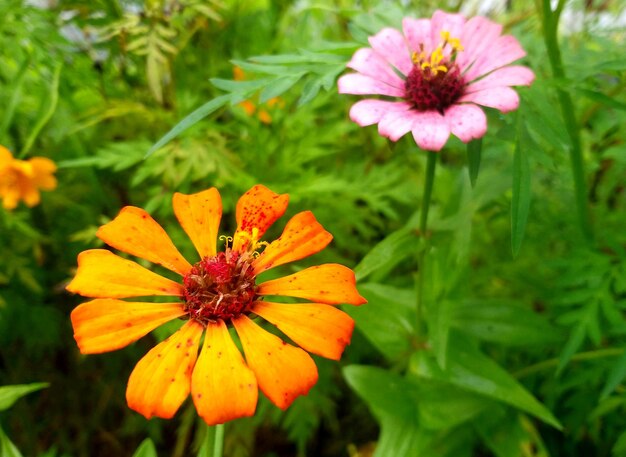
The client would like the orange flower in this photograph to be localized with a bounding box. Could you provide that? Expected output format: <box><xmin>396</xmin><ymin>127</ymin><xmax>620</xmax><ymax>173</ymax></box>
<box><xmin>0</xmin><ymin>146</ymin><xmax>57</xmax><ymax>210</ymax></box>
<box><xmin>67</xmin><ymin>185</ymin><xmax>366</xmax><ymax>425</ymax></box>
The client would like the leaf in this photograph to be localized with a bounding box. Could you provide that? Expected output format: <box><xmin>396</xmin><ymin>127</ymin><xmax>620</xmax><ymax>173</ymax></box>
<box><xmin>466</xmin><ymin>138</ymin><xmax>482</xmax><ymax>188</ymax></box>
<box><xmin>342</xmin><ymin>283</ymin><xmax>414</xmax><ymax>361</ymax></box>
<box><xmin>601</xmin><ymin>349</ymin><xmax>626</xmax><ymax>400</ymax></box>
<box><xmin>146</xmin><ymin>94</ymin><xmax>230</xmax><ymax>157</ymax></box>
<box><xmin>511</xmin><ymin>117</ymin><xmax>532</xmax><ymax>258</ymax></box>
<box><xmin>410</xmin><ymin>333</ymin><xmax>562</xmax><ymax>429</ymax></box>
<box><xmin>556</xmin><ymin>301</ymin><xmax>598</xmax><ymax>376</ymax></box>
<box><xmin>614</xmin><ymin>430</ymin><xmax>626</xmax><ymax>457</ymax></box>
<box><xmin>354</xmin><ymin>227</ymin><xmax>414</xmax><ymax>281</ymax></box>
<box><xmin>259</xmin><ymin>74</ymin><xmax>304</xmax><ymax>103</ymax></box>
<box><xmin>343</xmin><ymin>365</ymin><xmax>430</xmax><ymax>457</ymax></box>
<box><xmin>0</xmin><ymin>383</ymin><xmax>49</xmax><ymax>411</ymax></box>
<box><xmin>450</xmin><ymin>299</ymin><xmax>562</xmax><ymax>346</ymax></box>
<box><xmin>131</xmin><ymin>438</ymin><xmax>157</xmax><ymax>457</ymax></box>
<box><xmin>297</xmin><ymin>79</ymin><xmax>321</xmax><ymax>106</ymax></box>
<box><xmin>575</xmin><ymin>88</ymin><xmax>626</xmax><ymax>111</ymax></box>
<box><xmin>0</xmin><ymin>52</ymin><xmax>31</xmax><ymax>141</ymax></box>
<box><xmin>0</xmin><ymin>427</ymin><xmax>23</xmax><ymax>457</ymax></box>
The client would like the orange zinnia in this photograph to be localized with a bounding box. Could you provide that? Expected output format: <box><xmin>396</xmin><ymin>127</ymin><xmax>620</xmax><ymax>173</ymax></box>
<box><xmin>0</xmin><ymin>146</ymin><xmax>57</xmax><ymax>210</ymax></box>
<box><xmin>67</xmin><ymin>185</ymin><xmax>365</xmax><ymax>425</ymax></box>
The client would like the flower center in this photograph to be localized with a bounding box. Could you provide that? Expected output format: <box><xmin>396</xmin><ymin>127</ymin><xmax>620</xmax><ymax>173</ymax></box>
<box><xmin>182</xmin><ymin>250</ymin><xmax>257</xmax><ymax>325</ymax></box>
<box><xmin>404</xmin><ymin>31</ymin><xmax>466</xmax><ymax>113</ymax></box>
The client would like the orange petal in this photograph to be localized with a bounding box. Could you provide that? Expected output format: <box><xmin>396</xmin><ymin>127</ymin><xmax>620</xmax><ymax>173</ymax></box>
<box><xmin>97</xmin><ymin>207</ymin><xmax>192</xmax><ymax>276</ymax></box>
<box><xmin>29</xmin><ymin>157</ymin><xmax>57</xmax><ymax>190</ymax></box>
<box><xmin>126</xmin><ymin>320</ymin><xmax>203</xmax><ymax>419</ymax></box>
<box><xmin>66</xmin><ymin>249</ymin><xmax>184</xmax><ymax>298</ymax></box>
<box><xmin>232</xmin><ymin>315</ymin><xmax>318</xmax><ymax>410</ymax></box>
<box><xmin>173</xmin><ymin>188</ymin><xmax>222</xmax><ymax>259</ymax></box>
<box><xmin>252</xmin><ymin>211</ymin><xmax>332</xmax><ymax>274</ymax></box>
<box><xmin>191</xmin><ymin>320</ymin><xmax>258</xmax><ymax>425</ymax></box>
<box><xmin>252</xmin><ymin>302</ymin><xmax>354</xmax><ymax>360</ymax></box>
<box><xmin>71</xmin><ymin>299</ymin><xmax>186</xmax><ymax>354</ymax></box>
<box><xmin>0</xmin><ymin>145</ymin><xmax>12</xmax><ymax>165</ymax></box>
<box><xmin>257</xmin><ymin>264</ymin><xmax>367</xmax><ymax>305</ymax></box>
<box><xmin>232</xmin><ymin>185</ymin><xmax>289</xmax><ymax>251</ymax></box>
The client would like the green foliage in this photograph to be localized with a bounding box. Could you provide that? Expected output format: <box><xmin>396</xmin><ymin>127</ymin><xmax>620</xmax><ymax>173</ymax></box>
<box><xmin>0</xmin><ymin>0</ymin><xmax>625</xmax><ymax>456</ymax></box>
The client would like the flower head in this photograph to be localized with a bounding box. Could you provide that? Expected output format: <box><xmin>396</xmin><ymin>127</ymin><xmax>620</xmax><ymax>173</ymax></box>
<box><xmin>338</xmin><ymin>10</ymin><xmax>535</xmax><ymax>151</ymax></box>
<box><xmin>0</xmin><ymin>146</ymin><xmax>57</xmax><ymax>210</ymax></box>
<box><xmin>67</xmin><ymin>185</ymin><xmax>366</xmax><ymax>425</ymax></box>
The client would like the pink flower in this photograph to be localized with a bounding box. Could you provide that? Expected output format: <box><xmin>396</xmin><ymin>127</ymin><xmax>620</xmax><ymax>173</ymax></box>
<box><xmin>338</xmin><ymin>10</ymin><xmax>535</xmax><ymax>151</ymax></box>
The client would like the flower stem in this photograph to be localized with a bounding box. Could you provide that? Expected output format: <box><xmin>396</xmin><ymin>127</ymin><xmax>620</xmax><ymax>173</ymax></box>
<box><xmin>212</xmin><ymin>424</ymin><xmax>224</xmax><ymax>457</ymax></box>
<box><xmin>539</xmin><ymin>0</ymin><xmax>593</xmax><ymax>243</ymax></box>
<box><xmin>416</xmin><ymin>152</ymin><xmax>437</xmax><ymax>341</ymax></box>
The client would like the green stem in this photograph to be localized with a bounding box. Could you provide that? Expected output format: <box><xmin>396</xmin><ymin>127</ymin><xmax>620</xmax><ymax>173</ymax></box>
<box><xmin>212</xmin><ymin>424</ymin><xmax>224</xmax><ymax>457</ymax></box>
<box><xmin>514</xmin><ymin>347</ymin><xmax>623</xmax><ymax>379</ymax></box>
<box><xmin>19</xmin><ymin>62</ymin><xmax>62</xmax><ymax>158</ymax></box>
<box><xmin>415</xmin><ymin>152</ymin><xmax>437</xmax><ymax>341</ymax></box>
<box><xmin>540</xmin><ymin>0</ymin><xmax>593</xmax><ymax>242</ymax></box>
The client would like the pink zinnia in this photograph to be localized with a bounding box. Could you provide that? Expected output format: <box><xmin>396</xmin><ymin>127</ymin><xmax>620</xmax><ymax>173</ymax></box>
<box><xmin>338</xmin><ymin>10</ymin><xmax>535</xmax><ymax>151</ymax></box>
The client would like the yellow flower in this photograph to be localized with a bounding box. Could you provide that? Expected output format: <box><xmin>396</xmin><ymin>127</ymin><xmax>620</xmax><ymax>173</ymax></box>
<box><xmin>0</xmin><ymin>146</ymin><xmax>57</xmax><ymax>210</ymax></box>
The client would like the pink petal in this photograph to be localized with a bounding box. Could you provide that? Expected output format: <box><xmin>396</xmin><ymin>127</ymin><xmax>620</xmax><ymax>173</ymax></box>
<box><xmin>466</xmin><ymin>65</ymin><xmax>535</xmax><ymax>92</ymax></box>
<box><xmin>459</xmin><ymin>87</ymin><xmax>520</xmax><ymax>113</ymax></box>
<box><xmin>465</xmin><ymin>35</ymin><xmax>527</xmax><ymax>82</ymax></box>
<box><xmin>411</xmin><ymin>111</ymin><xmax>451</xmax><ymax>151</ymax></box>
<box><xmin>368</xmin><ymin>27</ymin><xmax>413</xmax><ymax>76</ymax></box>
<box><xmin>338</xmin><ymin>73</ymin><xmax>405</xmax><ymax>97</ymax></box>
<box><xmin>430</xmin><ymin>10</ymin><xmax>466</xmax><ymax>57</ymax></box>
<box><xmin>444</xmin><ymin>104</ymin><xmax>487</xmax><ymax>143</ymax></box>
<box><xmin>378</xmin><ymin>109</ymin><xmax>421</xmax><ymax>141</ymax></box>
<box><xmin>347</xmin><ymin>48</ymin><xmax>406</xmax><ymax>89</ymax></box>
<box><xmin>457</xmin><ymin>16</ymin><xmax>503</xmax><ymax>72</ymax></box>
<box><xmin>403</xmin><ymin>18</ymin><xmax>432</xmax><ymax>56</ymax></box>
<box><xmin>349</xmin><ymin>100</ymin><xmax>412</xmax><ymax>126</ymax></box>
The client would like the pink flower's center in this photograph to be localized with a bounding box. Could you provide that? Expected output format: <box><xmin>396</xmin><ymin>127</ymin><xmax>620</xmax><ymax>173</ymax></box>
<box><xmin>404</xmin><ymin>31</ymin><xmax>466</xmax><ymax>113</ymax></box>
<box><xmin>182</xmin><ymin>250</ymin><xmax>257</xmax><ymax>324</ymax></box>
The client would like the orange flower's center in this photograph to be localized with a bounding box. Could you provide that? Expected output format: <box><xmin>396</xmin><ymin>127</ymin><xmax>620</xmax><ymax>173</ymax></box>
<box><xmin>182</xmin><ymin>250</ymin><xmax>257</xmax><ymax>325</ymax></box>
<box><xmin>405</xmin><ymin>31</ymin><xmax>466</xmax><ymax>113</ymax></box>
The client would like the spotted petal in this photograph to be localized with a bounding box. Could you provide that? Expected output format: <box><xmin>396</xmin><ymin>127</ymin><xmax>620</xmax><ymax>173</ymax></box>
<box><xmin>233</xmin><ymin>315</ymin><xmax>318</xmax><ymax>409</ymax></box>
<box><xmin>126</xmin><ymin>320</ymin><xmax>202</xmax><ymax>419</ymax></box>
<box><xmin>71</xmin><ymin>299</ymin><xmax>186</xmax><ymax>354</ymax></box>
<box><xmin>257</xmin><ymin>264</ymin><xmax>366</xmax><ymax>305</ymax></box>
<box><xmin>252</xmin><ymin>302</ymin><xmax>354</xmax><ymax>360</ymax></box>
<box><xmin>66</xmin><ymin>249</ymin><xmax>184</xmax><ymax>298</ymax></box>
<box><xmin>97</xmin><ymin>206</ymin><xmax>192</xmax><ymax>276</ymax></box>
<box><xmin>191</xmin><ymin>320</ymin><xmax>258</xmax><ymax>425</ymax></box>
<box><xmin>173</xmin><ymin>188</ymin><xmax>222</xmax><ymax>260</ymax></box>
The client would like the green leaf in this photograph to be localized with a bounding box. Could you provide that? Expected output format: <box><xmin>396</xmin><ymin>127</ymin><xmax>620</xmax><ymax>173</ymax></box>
<box><xmin>146</xmin><ymin>94</ymin><xmax>230</xmax><ymax>157</ymax></box>
<box><xmin>613</xmin><ymin>430</ymin><xmax>626</xmax><ymax>457</ymax></box>
<box><xmin>0</xmin><ymin>427</ymin><xmax>23</xmax><ymax>457</ymax></box>
<box><xmin>450</xmin><ymin>299</ymin><xmax>562</xmax><ymax>346</ymax></box>
<box><xmin>343</xmin><ymin>365</ymin><xmax>430</xmax><ymax>457</ymax></box>
<box><xmin>0</xmin><ymin>383</ymin><xmax>49</xmax><ymax>411</ymax></box>
<box><xmin>258</xmin><ymin>74</ymin><xmax>304</xmax><ymax>103</ymax></box>
<box><xmin>601</xmin><ymin>348</ymin><xmax>626</xmax><ymax>400</ymax></box>
<box><xmin>297</xmin><ymin>79</ymin><xmax>321</xmax><ymax>106</ymax></box>
<box><xmin>466</xmin><ymin>138</ymin><xmax>482</xmax><ymax>188</ymax></box>
<box><xmin>354</xmin><ymin>227</ymin><xmax>414</xmax><ymax>281</ymax></box>
<box><xmin>575</xmin><ymin>88</ymin><xmax>626</xmax><ymax>111</ymax></box>
<box><xmin>0</xmin><ymin>52</ymin><xmax>31</xmax><ymax>141</ymax></box>
<box><xmin>131</xmin><ymin>438</ymin><xmax>157</xmax><ymax>457</ymax></box>
<box><xmin>410</xmin><ymin>333</ymin><xmax>562</xmax><ymax>429</ymax></box>
<box><xmin>416</xmin><ymin>382</ymin><xmax>488</xmax><ymax>430</ymax></box>
<box><xmin>342</xmin><ymin>283</ymin><xmax>414</xmax><ymax>361</ymax></box>
<box><xmin>511</xmin><ymin>117</ymin><xmax>532</xmax><ymax>258</ymax></box>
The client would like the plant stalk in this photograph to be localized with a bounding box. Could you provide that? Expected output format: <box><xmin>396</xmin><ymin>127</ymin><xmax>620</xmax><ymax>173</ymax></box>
<box><xmin>540</xmin><ymin>0</ymin><xmax>593</xmax><ymax>242</ymax></box>
<box><xmin>415</xmin><ymin>151</ymin><xmax>437</xmax><ymax>341</ymax></box>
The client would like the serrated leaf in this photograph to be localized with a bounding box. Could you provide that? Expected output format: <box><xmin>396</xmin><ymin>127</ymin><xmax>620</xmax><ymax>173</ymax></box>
<box><xmin>557</xmin><ymin>301</ymin><xmax>597</xmax><ymax>375</ymax></box>
<box><xmin>0</xmin><ymin>383</ymin><xmax>49</xmax><ymax>411</ymax></box>
<box><xmin>146</xmin><ymin>94</ymin><xmax>230</xmax><ymax>157</ymax></box>
<box><xmin>601</xmin><ymin>349</ymin><xmax>626</xmax><ymax>400</ymax></box>
<box><xmin>466</xmin><ymin>138</ymin><xmax>482</xmax><ymax>188</ymax></box>
<box><xmin>410</xmin><ymin>333</ymin><xmax>562</xmax><ymax>429</ymax></box>
<box><xmin>298</xmin><ymin>79</ymin><xmax>321</xmax><ymax>106</ymax></box>
<box><xmin>511</xmin><ymin>118</ymin><xmax>532</xmax><ymax>257</ymax></box>
<box><xmin>131</xmin><ymin>438</ymin><xmax>157</xmax><ymax>457</ymax></box>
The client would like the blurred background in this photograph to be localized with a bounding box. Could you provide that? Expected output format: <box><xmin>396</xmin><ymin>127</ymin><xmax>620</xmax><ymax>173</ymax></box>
<box><xmin>0</xmin><ymin>0</ymin><xmax>625</xmax><ymax>456</ymax></box>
